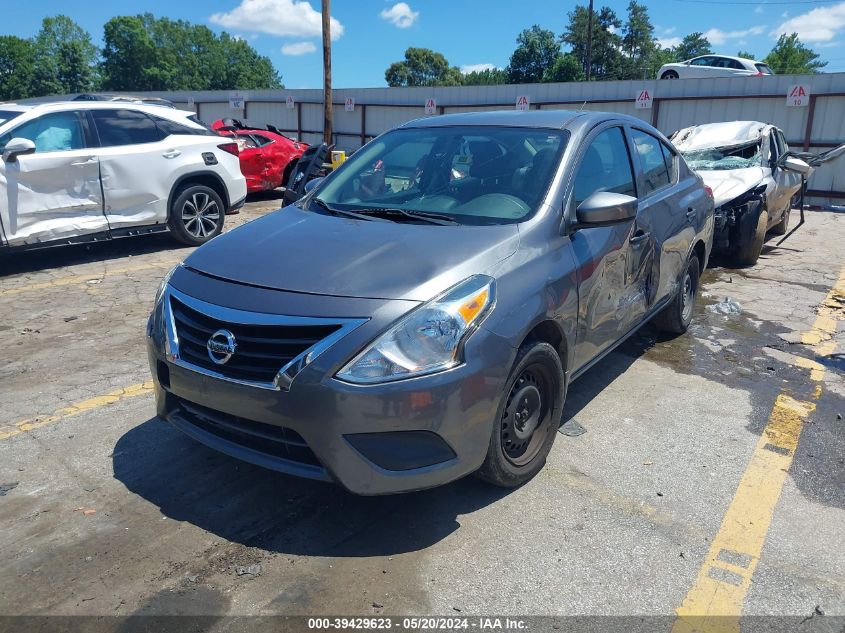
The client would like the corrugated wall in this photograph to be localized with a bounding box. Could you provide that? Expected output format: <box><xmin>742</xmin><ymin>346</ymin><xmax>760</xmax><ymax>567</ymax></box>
<box><xmin>142</xmin><ymin>73</ymin><xmax>845</xmax><ymax>205</ymax></box>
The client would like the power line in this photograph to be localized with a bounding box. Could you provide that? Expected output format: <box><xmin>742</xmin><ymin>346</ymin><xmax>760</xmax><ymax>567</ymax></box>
<box><xmin>672</xmin><ymin>0</ymin><xmax>840</xmax><ymax>4</ymax></box>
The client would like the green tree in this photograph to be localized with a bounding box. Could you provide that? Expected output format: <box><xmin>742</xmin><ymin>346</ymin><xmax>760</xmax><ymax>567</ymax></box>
<box><xmin>507</xmin><ymin>25</ymin><xmax>561</xmax><ymax>83</ymax></box>
<box><xmin>764</xmin><ymin>33</ymin><xmax>826</xmax><ymax>74</ymax></box>
<box><xmin>561</xmin><ymin>5</ymin><xmax>623</xmax><ymax>80</ymax></box>
<box><xmin>545</xmin><ymin>53</ymin><xmax>585</xmax><ymax>82</ymax></box>
<box><xmin>101</xmin><ymin>13</ymin><xmax>281</xmax><ymax>91</ymax></box>
<box><xmin>461</xmin><ymin>67</ymin><xmax>508</xmax><ymax>86</ymax></box>
<box><xmin>31</xmin><ymin>15</ymin><xmax>98</xmax><ymax>95</ymax></box>
<box><xmin>385</xmin><ymin>47</ymin><xmax>462</xmax><ymax>87</ymax></box>
<box><xmin>672</xmin><ymin>32</ymin><xmax>712</xmax><ymax>61</ymax></box>
<box><xmin>619</xmin><ymin>0</ymin><xmax>663</xmax><ymax>79</ymax></box>
<box><xmin>0</xmin><ymin>36</ymin><xmax>34</xmax><ymax>100</ymax></box>
<box><xmin>736</xmin><ymin>50</ymin><xmax>756</xmax><ymax>60</ymax></box>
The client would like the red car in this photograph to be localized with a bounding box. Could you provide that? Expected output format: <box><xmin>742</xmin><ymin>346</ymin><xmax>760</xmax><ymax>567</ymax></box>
<box><xmin>212</xmin><ymin>119</ymin><xmax>307</xmax><ymax>193</ymax></box>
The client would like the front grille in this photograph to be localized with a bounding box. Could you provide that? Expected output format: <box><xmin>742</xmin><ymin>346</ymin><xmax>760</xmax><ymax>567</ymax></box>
<box><xmin>170</xmin><ymin>297</ymin><xmax>341</xmax><ymax>384</ymax></box>
<box><xmin>175</xmin><ymin>396</ymin><xmax>323</xmax><ymax>469</ymax></box>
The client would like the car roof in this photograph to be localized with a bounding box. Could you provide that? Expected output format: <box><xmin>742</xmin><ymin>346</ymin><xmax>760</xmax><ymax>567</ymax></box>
<box><xmin>398</xmin><ymin>109</ymin><xmax>644</xmax><ymax>131</ymax></box>
<box><xmin>690</xmin><ymin>54</ymin><xmax>759</xmax><ymax>63</ymax></box>
<box><xmin>672</xmin><ymin>121</ymin><xmax>775</xmax><ymax>150</ymax></box>
<box><xmin>0</xmin><ymin>100</ymin><xmax>193</xmax><ymax>120</ymax></box>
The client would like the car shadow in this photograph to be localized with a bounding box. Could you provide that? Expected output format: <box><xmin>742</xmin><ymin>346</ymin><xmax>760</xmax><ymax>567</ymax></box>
<box><xmin>0</xmin><ymin>233</ymin><xmax>190</xmax><ymax>278</ymax></box>
<box><xmin>246</xmin><ymin>189</ymin><xmax>286</xmax><ymax>203</ymax></box>
<box><xmin>113</xmin><ymin>330</ymin><xmax>660</xmax><ymax>559</ymax></box>
<box><xmin>112</xmin><ymin>416</ymin><xmax>512</xmax><ymax>558</ymax></box>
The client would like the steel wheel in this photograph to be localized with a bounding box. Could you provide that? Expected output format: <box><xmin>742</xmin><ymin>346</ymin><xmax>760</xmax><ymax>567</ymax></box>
<box><xmin>681</xmin><ymin>267</ymin><xmax>696</xmax><ymax>324</ymax></box>
<box><xmin>181</xmin><ymin>192</ymin><xmax>220</xmax><ymax>239</ymax></box>
<box><xmin>501</xmin><ymin>364</ymin><xmax>554</xmax><ymax>467</ymax></box>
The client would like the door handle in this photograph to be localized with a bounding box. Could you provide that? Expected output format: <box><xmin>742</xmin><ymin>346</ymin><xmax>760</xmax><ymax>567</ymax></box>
<box><xmin>629</xmin><ymin>230</ymin><xmax>650</xmax><ymax>245</ymax></box>
<box><xmin>162</xmin><ymin>149</ymin><xmax>182</xmax><ymax>159</ymax></box>
<box><xmin>71</xmin><ymin>157</ymin><xmax>97</xmax><ymax>166</ymax></box>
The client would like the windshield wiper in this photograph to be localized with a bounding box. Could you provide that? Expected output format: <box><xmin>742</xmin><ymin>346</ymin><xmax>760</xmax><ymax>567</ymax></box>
<box><xmin>308</xmin><ymin>197</ymin><xmax>390</xmax><ymax>222</ymax></box>
<box><xmin>352</xmin><ymin>207</ymin><xmax>458</xmax><ymax>226</ymax></box>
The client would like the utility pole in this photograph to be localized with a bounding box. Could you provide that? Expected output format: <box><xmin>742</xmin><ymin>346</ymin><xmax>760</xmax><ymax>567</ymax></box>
<box><xmin>585</xmin><ymin>0</ymin><xmax>594</xmax><ymax>81</ymax></box>
<box><xmin>322</xmin><ymin>0</ymin><xmax>333</xmax><ymax>145</ymax></box>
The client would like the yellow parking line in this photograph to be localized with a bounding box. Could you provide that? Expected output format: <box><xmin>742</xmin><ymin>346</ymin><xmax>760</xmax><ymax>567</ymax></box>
<box><xmin>672</xmin><ymin>264</ymin><xmax>845</xmax><ymax>633</ymax></box>
<box><xmin>0</xmin><ymin>381</ymin><xmax>154</xmax><ymax>441</ymax></box>
<box><xmin>0</xmin><ymin>261</ymin><xmax>176</xmax><ymax>298</ymax></box>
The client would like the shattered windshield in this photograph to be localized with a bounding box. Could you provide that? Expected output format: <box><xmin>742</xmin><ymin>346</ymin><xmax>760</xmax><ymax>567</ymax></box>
<box><xmin>681</xmin><ymin>141</ymin><xmax>761</xmax><ymax>171</ymax></box>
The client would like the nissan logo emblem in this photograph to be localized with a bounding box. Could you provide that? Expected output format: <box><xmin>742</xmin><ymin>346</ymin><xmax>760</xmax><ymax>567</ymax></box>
<box><xmin>207</xmin><ymin>329</ymin><xmax>237</xmax><ymax>365</ymax></box>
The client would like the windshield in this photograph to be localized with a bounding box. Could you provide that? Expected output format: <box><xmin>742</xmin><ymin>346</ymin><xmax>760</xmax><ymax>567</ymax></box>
<box><xmin>0</xmin><ymin>110</ymin><xmax>24</xmax><ymax>126</ymax></box>
<box><xmin>311</xmin><ymin>126</ymin><xmax>568</xmax><ymax>225</ymax></box>
<box><xmin>681</xmin><ymin>141</ymin><xmax>761</xmax><ymax>171</ymax></box>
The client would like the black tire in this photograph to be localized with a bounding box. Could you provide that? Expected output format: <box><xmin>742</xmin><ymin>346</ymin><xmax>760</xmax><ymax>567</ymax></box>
<box><xmin>475</xmin><ymin>341</ymin><xmax>565</xmax><ymax>488</ymax></box>
<box><xmin>735</xmin><ymin>209</ymin><xmax>768</xmax><ymax>266</ymax></box>
<box><xmin>661</xmin><ymin>70</ymin><xmax>679</xmax><ymax>79</ymax></box>
<box><xmin>168</xmin><ymin>184</ymin><xmax>225</xmax><ymax>246</ymax></box>
<box><xmin>652</xmin><ymin>255</ymin><xmax>700</xmax><ymax>335</ymax></box>
<box><xmin>771</xmin><ymin>206</ymin><xmax>790</xmax><ymax>236</ymax></box>
<box><xmin>281</xmin><ymin>161</ymin><xmax>296</xmax><ymax>190</ymax></box>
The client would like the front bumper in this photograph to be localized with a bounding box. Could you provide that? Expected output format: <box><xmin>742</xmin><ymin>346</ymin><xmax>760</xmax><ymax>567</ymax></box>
<box><xmin>146</xmin><ymin>274</ymin><xmax>514</xmax><ymax>495</ymax></box>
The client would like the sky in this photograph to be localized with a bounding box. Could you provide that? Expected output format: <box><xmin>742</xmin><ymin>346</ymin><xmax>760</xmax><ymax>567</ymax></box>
<box><xmin>6</xmin><ymin>0</ymin><xmax>845</xmax><ymax>88</ymax></box>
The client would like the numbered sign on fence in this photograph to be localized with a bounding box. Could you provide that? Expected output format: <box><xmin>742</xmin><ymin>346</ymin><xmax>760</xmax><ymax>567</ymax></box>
<box><xmin>286</xmin><ymin>95</ymin><xmax>295</xmax><ymax>109</ymax></box>
<box><xmin>425</xmin><ymin>98</ymin><xmax>437</xmax><ymax>115</ymax></box>
<box><xmin>635</xmin><ymin>89</ymin><xmax>652</xmax><ymax>109</ymax></box>
<box><xmin>516</xmin><ymin>95</ymin><xmax>530</xmax><ymax>111</ymax></box>
<box><xmin>787</xmin><ymin>85</ymin><xmax>810</xmax><ymax>107</ymax></box>
<box><xmin>345</xmin><ymin>97</ymin><xmax>355</xmax><ymax>112</ymax></box>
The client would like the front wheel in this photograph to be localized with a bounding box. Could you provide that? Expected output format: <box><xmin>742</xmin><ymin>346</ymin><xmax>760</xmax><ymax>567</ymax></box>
<box><xmin>652</xmin><ymin>255</ymin><xmax>700</xmax><ymax>335</ymax></box>
<box><xmin>168</xmin><ymin>184</ymin><xmax>225</xmax><ymax>246</ymax></box>
<box><xmin>475</xmin><ymin>341</ymin><xmax>564</xmax><ymax>488</ymax></box>
<box><xmin>735</xmin><ymin>209</ymin><xmax>768</xmax><ymax>266</ymax></box>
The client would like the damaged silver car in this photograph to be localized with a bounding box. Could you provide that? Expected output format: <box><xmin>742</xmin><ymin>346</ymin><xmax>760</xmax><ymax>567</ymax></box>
<box><xmin>671</xmin><ymin>121</ymin><xmax>844</xmax><ymax>265</ymax></box>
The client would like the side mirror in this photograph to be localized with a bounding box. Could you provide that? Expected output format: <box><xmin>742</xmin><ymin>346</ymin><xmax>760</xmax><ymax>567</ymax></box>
<box><xmin>304</xmin><ymin>177</ymin><xmax>324</xmax><ymax>194</ymax></box>
<box><xmin>576</xmin><ymin>192</ymin><xmax>638</xmax><ymax>226</ymax></box>
<box><xmin>782</xmin><ymin>156</ymin><xmax>812</xmax><ymax>176</ymax></box>
<box><xmin>2</xmin><ymin>138</ymin><xmax>36</xmax><ymax>163</ymax></box>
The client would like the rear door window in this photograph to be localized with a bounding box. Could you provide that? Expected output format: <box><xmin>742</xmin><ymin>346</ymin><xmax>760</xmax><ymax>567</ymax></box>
<box><xmin>572</xmin><ymin>127</ymin><xmax>636</xmax><ymax>207</ymax></box>
<box><xmin>0</xmin><ymin>111</ymin><xmax>86</xmax><ymax>153</ymax></box>
<box><xmin>92</xmin><ymin>109</ymin><xmax>166</xmax><ymax>147</ymax></box>
<box><xmin>631</xmin><ymin>129</ymin><xmax>671</xmax><ymax>194</ymax></box>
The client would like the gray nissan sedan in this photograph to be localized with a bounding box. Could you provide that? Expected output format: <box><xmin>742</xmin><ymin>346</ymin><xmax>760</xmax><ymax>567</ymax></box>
<box><xmin>147</xmin><ymin>110</ymin><xmax>714</xmax><ymax>495</ymax></box>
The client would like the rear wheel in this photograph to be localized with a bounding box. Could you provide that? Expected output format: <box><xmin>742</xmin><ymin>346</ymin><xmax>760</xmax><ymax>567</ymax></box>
<box><xmin>168</xmin><ymin>184</ymin><xmax>225</xmax><ymax>246</ymax></box>
<box><xmin>475</xmin><ymin>341</ymin><xmax>564</xmax><ymax>488</ymax></box>
<box><xmin>735</xmin><ymin>209</ymin><xmax>768</xmax><ymax>266</ymax></box>
<box><xmin>652</xmin><ymin>255</ymin><xmax>700</xmax><ymax>335</ymax></box>
<box><xmin>661</xmin><ymin>70</ymin><xmax>679</xmax><ymax>79</ymax></box>
<box><xmin>771</xmin><ymin>206</ymin><xmax>790</xmax><ymax>235</ymax></box>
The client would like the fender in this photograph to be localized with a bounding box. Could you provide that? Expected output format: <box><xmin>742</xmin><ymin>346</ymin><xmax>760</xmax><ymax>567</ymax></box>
<box><xmin>166</xmin><ymin>170</ymin><xmax>230</xmax><ymax>216</ymax></box>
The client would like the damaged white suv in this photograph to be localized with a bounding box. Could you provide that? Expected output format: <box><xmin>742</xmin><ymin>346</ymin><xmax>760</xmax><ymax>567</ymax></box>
<box><xmin>0</xmin><ymin>101</ymin><xmax>246</xmax><ymax>251</ymax></box>
<box><xmin>671</xmin><ymin>121</ymin><xmax>843</xmax><ymax>265</ymax></box>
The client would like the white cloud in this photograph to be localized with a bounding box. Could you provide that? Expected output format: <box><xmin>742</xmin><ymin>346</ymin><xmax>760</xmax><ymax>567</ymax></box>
<box><xmin>663</xmin><ymin>26</ymin><xmax>677</xmax><ymax>35</ymax></box>
<box><xmin>210</xmin><ymin>0</ymin><xmax>344</xmax><ymax>40</ymax></box>
<box><xmin>703</xmin><ymin>26</ymin><xmax>764</xmax><ymax>45</ymax></box>
<box><xmin>773</xmin><ymin>2</ymin><xmax>845</xmax><ymax>42</ymax></box>
<box><xmin>281</xmin><ymin>41</ymin><xmax>317</xmax><ymax>55</ymax></box>
<box><xmin>461</xmin><ymin>63</ymin><xmax>497</xmax><ymax>74</ymax></box>
<box><xmin>379</xmin><ymin>3</ymin><xmax>419</xmax><ymax>28</ymax></box>
<box><xmin>754</xmin><ymin>5</ymin><xmax>764</xmax><ymax>14</ymax></box>
<box><xmin>657</xmin><ymin>36</ymin><xmax>682</xmax><ymax>48</ymax></box>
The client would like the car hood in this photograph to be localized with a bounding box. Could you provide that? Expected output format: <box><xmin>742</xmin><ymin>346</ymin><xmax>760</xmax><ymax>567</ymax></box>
<box><xmin>183</xmin><ymin>206</ymin><xmax>520</xmax><ymax>302</ymax></box>
<box><xmin>698</xmin><ymin>168</ymin><xmax>767</xmax><ymax>207</ymax></box>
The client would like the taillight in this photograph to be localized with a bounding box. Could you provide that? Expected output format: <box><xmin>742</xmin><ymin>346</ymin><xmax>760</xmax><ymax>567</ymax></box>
<box><xmin>704</xmin><ymin>185</ymin><xmax>714</xmax><ymax>199</ymax></box>
<box><xmin>754</xmin><ymin>72</ymin><xmax>764</xmax><ymax>77</ymax></box>
<box><xmin>217</xmin><ymin>142</ymin><xmax>239</xmax><ymax>156</ymax></box>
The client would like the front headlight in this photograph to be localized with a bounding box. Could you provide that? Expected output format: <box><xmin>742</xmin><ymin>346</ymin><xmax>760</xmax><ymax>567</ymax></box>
<box><xmin>337</xmin><ymin>275</ymin><xmax>496</xmax><ymax>384</ymax></box>
<box><xmin>153</xmin><ymin>264</ymin><xmax>180</xmax><ymax>309</ymax></box>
